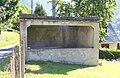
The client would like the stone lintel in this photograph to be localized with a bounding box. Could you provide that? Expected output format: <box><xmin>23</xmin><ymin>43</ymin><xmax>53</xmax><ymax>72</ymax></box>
<box><xmin>20</xmin><ymin>14</ymin><xmax>99</xmax><ymax>22</ymax></box>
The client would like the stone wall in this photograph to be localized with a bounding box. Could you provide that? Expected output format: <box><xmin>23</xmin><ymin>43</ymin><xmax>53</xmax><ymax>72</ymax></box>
<box><xmin>26</xmin><ymin>48</ymin><xmax>98</xmax><ymax>65</ymax></box>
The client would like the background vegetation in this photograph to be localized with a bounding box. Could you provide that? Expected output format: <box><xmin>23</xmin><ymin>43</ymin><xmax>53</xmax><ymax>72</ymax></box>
<box><xmin>34</xmin><ymin>2</ymin><xmax>47</xmax><ymax>16</ymax></box>
<box><xmin>0</xmin><ymin>31</ymin><xmax>19</xmax><ymax>47</ymax></box>
<box><xmin>0</xmin><ymin>0</ymin><xmax>30</xmax><ymax>32</ymax></box>
<box><xmin>99</xmin><ymin>49</ymin><xmax>120</xmax><ymax>60</ymax></box>
<box><xmin>48</xmin><ymin>0</ymin><xmax>116</xmax><ymax>40</ymax></box>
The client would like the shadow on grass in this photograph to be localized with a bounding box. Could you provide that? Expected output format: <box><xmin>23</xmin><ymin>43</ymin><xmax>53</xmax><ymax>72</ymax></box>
<box><xmin>0</xmin><ymin>56</ymin><xmax>10</xmax><ymax>71</ymax></box>
<box><xmin>26</xmin><ymin>61</ymin><xmax>95</xmax><ymax>75</ymax></box>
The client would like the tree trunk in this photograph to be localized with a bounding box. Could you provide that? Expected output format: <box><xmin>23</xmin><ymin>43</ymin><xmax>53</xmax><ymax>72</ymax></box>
<box><xmin>52</xmin><ymin>0</ymin><xmax>56</xmax><ymax>17</ymax></box>
<box><xmin>31</xmin><ymin>0</ymin><xmax>33</xmax><ymax>14</ymax></box>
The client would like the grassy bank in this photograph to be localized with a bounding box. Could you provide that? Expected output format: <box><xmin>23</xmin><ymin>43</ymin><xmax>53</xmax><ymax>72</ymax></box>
<box><xmin>0</xmin><ymin>31</ymin><xmax>19</xmax><ymax>47</ymax></box>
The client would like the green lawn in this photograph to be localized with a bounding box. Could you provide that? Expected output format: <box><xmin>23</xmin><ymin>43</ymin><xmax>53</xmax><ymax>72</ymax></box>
<box><xmin>25</xmin><ymin>60</ymin><xmax>120</xmax><ymax>78</ymax></box>
<box><xmin>0</xmin><ymin>31</ymin><xmax>19</xmax><ymax>47</ymax></box>
<box><xmin>1</xmin><ymin>58</ymin><xmax>120</xmax><ymax>78</ymax></box>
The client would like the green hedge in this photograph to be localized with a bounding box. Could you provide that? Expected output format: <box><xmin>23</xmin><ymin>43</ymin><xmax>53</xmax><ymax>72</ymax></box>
<box><xmin>99</xmin><ymin>49</ymin><xmax>120</xmax><ymax>59</ymax></box>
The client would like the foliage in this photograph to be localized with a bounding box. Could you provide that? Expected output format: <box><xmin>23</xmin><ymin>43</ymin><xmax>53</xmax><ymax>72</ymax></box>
<box><xmin>99</xmin><ymin>49</ymin><xmax>120</xmax><ymax>59</ymax></box>
<box><xmin>57</xmin><ymin>1</ymin><xmax>73</xmax><ymax>17</ymax></box>
<box><xmin>0</xmin><ymin>0</ymin><xmax>30</xmax><ymax>31</ymax></box>
<box><xmin>0</xmin><ymin>0</ymin><xmax>20</xmax><ymax>23</ymax></box>
<box><xmin>19</xmin><ymin>4</ymin><xmax>31</xmax><ymax>14</ymax></box>
<box><xmin>11</xmin><ymin>4</ymin><xmax>31</xmax><ymax>31</ymax></box>
<box><xmin>0</xmin><ymin>31</ymin><xmax>19</xmax><ymax>47</ymax></box>
<box><xmin>55</xmin><ymin>0</ymin><xmax>116</xmax><ymax>39</ymax></box>
<box><xmin>0</xmin><ymin>0</ymin><xmax>20</xmax><ymax>32</ymax></box>
<box><xmin>34</xmin><ymin>3</ymin><xmax>47</xmax><ymax>16</ymax></box>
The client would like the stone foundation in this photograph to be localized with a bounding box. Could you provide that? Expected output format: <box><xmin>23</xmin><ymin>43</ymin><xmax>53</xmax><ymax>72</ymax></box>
<box><xmin>26</xmin><ymin>48</ymin><xmax>98</xmax><ymax>65</ymax></box>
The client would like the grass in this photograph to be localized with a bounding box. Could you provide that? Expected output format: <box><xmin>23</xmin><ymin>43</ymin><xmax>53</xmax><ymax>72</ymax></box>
<box><xmin>0</xmin><ymin>56</ymin><xmax>11</xmax><ymax>78</ymax></box>
<box><xmin>0</xmin><ymin>58</ymin><xmax>120</xmax><ymax>78</ymax></box>
<box><xmin>0</xmin><ymin>31</ymin><xmax>19</xmax><ymax>47</ymax></box>
<box><xmin>25</xmin><ymin>60</ymin><xmax>120</xmax><ymax>78</ymax></box>
<box><xmin>26</xmin><ymin>60</ymin><xmax>120</xmax><ymax>78</ymax></box>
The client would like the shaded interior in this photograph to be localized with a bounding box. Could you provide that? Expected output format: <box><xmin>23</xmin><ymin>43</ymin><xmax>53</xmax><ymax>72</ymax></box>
<box><xmin>27</xmin><ymin>26</ymin><xmax>94</xmax><ymax>49</ymax></box>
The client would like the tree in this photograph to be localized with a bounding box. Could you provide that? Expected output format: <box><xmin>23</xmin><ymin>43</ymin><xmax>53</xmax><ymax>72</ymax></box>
<box><xmin>56</xmin><ymin>1</ymin><xmax>73</xmax><ymax>17</ymax></box>
<box><xmin>19</xmin><ymin>4</ymin><xmax>31</xmax><ymax>14</ymax></box>
<box><xmin>0</xmin><ymin>2</ymin><xmax>30</xmax><ymax>31</ymax></box>
<box><xmin>0</xmin><ymin>0</ymin><xmax>20</xmax><ymax>34</ymax></box>
<box><xmin>55</xmin><ymin>0</ymin><xmax>116</xmax><ymax>40</ymax></box>
<box><xmin>34</xmin><ymin>3</ymin><xmax>47</xmax><ymax>16</ymax></box>
<box><xmin>0</xmin><ymin>0</ymin><xmax>20</xmax><ymax>23</ymax></box>
<box><xmin>12</xmin><ymin>4</ymin><xmax>31</xmax><ymax>31</ymax></box>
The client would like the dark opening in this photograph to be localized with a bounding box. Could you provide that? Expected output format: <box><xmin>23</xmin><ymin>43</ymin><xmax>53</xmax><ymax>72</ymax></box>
<box><xmin>101</xmin><ymin>44</ymin><xmax>109</xmax><ymax>48</ymax></box>
<box><xmin>117</xmin><ymin>43</ymin><xmax>120</xmax><ymax>49</ymax></box>
<box><xmin>27</xmin><ymin>26</ymin><xmax>94</xmax><ymax>49</ymax></box>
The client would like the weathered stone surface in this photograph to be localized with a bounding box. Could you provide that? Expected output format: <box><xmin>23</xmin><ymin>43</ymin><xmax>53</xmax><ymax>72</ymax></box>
<box><xmin>26</xmin><ymin>48</ymin><xmax>98</xmax><ymax>65</ymax></box>
<box><xmin>27</xmin><ymin>26</ymin><xmax>94</xmax><ymax>49</ymax></box>
<box><xmin>20</xmin><ymin>14</ymin><xmax>99</xmax><ymax>22</ymax></box>
<box><xmin>20</xmin><ymin>14</ymin><xmax>99</xmax><ymax>65</ymax></box>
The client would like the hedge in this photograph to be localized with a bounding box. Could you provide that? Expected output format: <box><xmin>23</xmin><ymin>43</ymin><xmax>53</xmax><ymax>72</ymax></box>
<box><xmin>99</xmin><ymin>49</ymin><xmax>120</xmax><ymax>60</ymax></box>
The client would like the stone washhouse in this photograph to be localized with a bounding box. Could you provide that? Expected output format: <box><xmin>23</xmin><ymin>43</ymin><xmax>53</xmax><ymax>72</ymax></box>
<box><xmin>20</xmin><ymin>14</ymin><xmax>99</xmax><ymax>65</ymax></box>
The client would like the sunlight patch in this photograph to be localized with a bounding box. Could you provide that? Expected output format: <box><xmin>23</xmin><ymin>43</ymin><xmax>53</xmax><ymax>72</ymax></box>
<box><xmin>27</xmin><ymin>65</ymin><xmax>41</xmax><ymax>71</ymax></box>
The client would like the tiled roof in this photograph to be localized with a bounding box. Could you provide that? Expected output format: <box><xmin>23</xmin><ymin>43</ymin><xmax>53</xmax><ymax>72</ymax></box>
<box><xmin>100</xmin><ymin>23</ymin><xmax>120</xmax><ymax>43</ymax></box>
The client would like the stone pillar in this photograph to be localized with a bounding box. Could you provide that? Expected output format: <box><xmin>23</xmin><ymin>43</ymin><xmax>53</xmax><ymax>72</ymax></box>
<box><xmin>20</xmin><ymin>20</ymin><xmax>28</xmax><ymax>49</ymax></box>
<box><xmin>20</xmin><ymin>20</ymin><xmax>30</xmax><ymax>78</ymax></box>
<box><xmin>93</xmin><ymin>23</ymin><xmax>99</xmax><ymax>65</ymax></box>
<box><xmin>20</xmin><ymin>20</ymin><xmax>31</xmax><ymax>61</ymax></box>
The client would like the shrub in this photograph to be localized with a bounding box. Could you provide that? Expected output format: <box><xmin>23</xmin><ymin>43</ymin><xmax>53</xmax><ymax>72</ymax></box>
<box><xmin>99</xmin><ymin>49</ymin><xmax>120</xmax><ymax>60</ymax></box>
